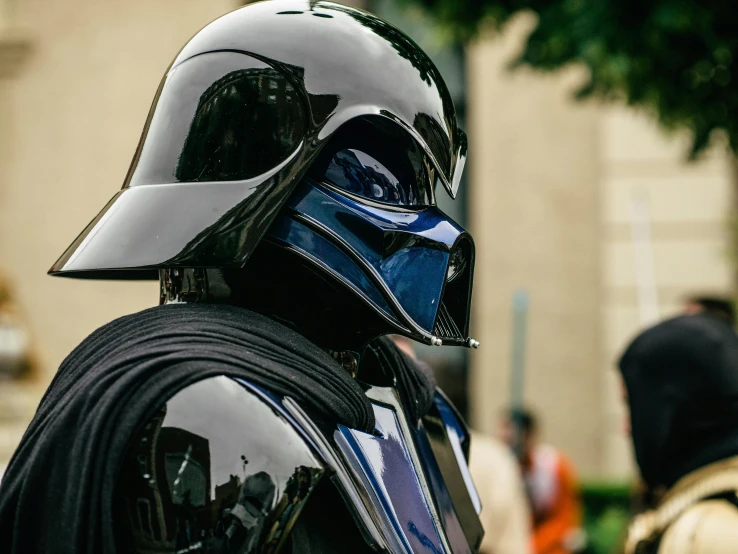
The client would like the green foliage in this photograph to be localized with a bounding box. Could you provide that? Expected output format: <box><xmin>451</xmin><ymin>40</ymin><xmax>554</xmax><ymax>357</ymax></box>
<box><xmin>401</xmin><ymin>0</ymin><xmax>738</xmax><ymax>158</ymax></box>
<box><xmin>585</xmin><ymin>506</ymin><xmax>629</xmax><ymax>554</ymax></box>
<box><xmin>580</xmin><ymin>481</ymin><xmax>632</xmax><ymax>554</ymax></box>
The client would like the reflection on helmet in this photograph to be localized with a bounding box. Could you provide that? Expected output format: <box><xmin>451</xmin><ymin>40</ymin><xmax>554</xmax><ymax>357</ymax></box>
<box><xmin>131</xmin><ymin>53</ymin><xmax>307</xmax><ymax>187</ymax></box>
<box><xmin>264</xmin><ymin>115</ymin><xmax>475</xmax><ymax>347</ymax></box>
<box><xmin>446</xmin><ymin>243</ymin><xmax>469</xmax><ymax>283</ymax></box>
<box><xmin>327</xmin><ymin>149</ymin><xmax>418</xmax><ymax>205</ymax></box>
<box><xmin>176</xmin><ymin>66</ymin><xmax>304</xmax><ymax>183</ymax></box>
<box><xmin>114</xmin><ymin>377</ymin><xmax>324</xmax><ymax>553</ymax></box>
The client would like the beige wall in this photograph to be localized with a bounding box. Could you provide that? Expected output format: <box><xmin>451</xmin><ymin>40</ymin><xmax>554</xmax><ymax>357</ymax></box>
<box><xmin>467</xmin><ymin>17</ymin><xmax>734</xmax><ymax>478</ymax></box>
<box><xmin>466</xmin><ymin>16</ymin><xmax>604</xmax><ymax>476</ymax></box>
<box><xmin>599</xmin><ymin>108</ymin><xmax>733</xmax><ymax>477</ymax></box>
<box><xmin>0</xmin><ymin>0</ymin><xmax>236</xmax><ymax>462</ymax></box>
<box><xmin>0</xmin><ymin>0</ymin><xmax>236</xmax><ymax>375</ymax></box>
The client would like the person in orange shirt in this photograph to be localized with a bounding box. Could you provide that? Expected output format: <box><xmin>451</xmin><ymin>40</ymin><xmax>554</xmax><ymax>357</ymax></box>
<box><xmin>501</xmin><ymin>409</ymin><xmax>585</xmax><ymax>554</ymax></box>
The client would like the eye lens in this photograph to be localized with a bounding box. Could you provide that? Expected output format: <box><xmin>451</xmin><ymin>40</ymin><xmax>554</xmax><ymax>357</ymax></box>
<box><xmin>307</xmin><ymin>117</ymin><xmax>434</xmax><ymax>207</ymax></box>
<box><xmin>446</xmin><ymin>245</ymin><xmax>468</xmax><ymax>282</ymax></box>
<box><xmin>324</xmin><ymin>149</ymin><xmax>422</xmax><ymax>205</ymax></box>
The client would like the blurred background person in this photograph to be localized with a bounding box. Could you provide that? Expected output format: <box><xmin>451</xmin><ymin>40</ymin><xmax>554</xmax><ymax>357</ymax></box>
<box><xmin>0</xmin><ymin>273</ymin><xmax>37</xmax><ymax>381</ymax></box>
<box><xmin>682</xmin><ymin>295</ymin><xmax>735</xmax><ymax>327</ymax></box>
<box><xmin>501</xmin><ymin>408</ymin><xmax>584</xmax><ymax>554</ymax></box>
<box><xmin>0</xmin><ymin>273</ymin><xmax>39</xmax><ymax>481</ymax></box>
<box><xmin>469</xmin><ymin>431</ymin><xmax>532</xmax><ymax>554</ymax></box>
<box><xmin>620</xmin><ymin>313</ymin><xmax>738</xmax><ymax>553</ymax></box>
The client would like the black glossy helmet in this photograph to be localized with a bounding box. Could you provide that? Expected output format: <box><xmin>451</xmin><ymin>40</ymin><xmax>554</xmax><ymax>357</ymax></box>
<box><xmin>50</xmin><ymin>0</ymin><xmax>475</xmax><ymax>348</ymax></box>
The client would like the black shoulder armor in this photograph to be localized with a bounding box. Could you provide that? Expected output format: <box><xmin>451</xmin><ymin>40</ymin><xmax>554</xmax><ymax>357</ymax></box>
<box><xmin>114</xmin><ymin>376</ymin><xmax>327</xmax><ymax>553</ymax></box>
<box><xmin>115</xmin><ymin>374</ymin><xmax>484</xmax><ymax>553</ymax></box>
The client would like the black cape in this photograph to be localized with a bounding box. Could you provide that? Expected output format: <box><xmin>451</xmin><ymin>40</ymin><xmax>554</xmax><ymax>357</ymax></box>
<box><xmin>619</xmin><ymin>313</ymin><xmax>738</xmax><ymax>487</ymax></box>
<box><xmin>0</xmin><ymin>303</ymin><xmax>434</xmax><ymax>553</ymax></box>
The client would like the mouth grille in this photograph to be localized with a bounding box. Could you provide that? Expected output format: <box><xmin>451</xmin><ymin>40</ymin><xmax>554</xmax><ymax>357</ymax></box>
<box><xmin>433</xmin><ymin>301</ymin><xmax>462</xmax><ymax>340</ymax></box>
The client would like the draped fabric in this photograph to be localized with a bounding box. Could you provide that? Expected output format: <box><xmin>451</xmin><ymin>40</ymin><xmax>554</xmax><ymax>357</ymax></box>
<box><xmin>0</xmin><ymin>303</ymin><xmax>383</xmax><ymax>553</ymax></box>
<box><xmin>367</xmin><ymin>335</ymin><xmax>436</xmax><ymax>423</ymax></box>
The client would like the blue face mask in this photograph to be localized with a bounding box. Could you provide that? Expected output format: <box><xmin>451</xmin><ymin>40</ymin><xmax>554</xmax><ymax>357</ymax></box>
<box><xmin>265</xmin><ymin>117</ymin><xmax>476</xmax><ymax>347</ymax></box>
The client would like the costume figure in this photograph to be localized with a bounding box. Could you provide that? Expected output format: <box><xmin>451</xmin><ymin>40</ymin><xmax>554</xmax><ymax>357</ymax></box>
<box><xmin>622</xmin><ymin>314</ymin><xmax>738</xmax><ymax>554</ymax></box>
<box><xmin>0</xmin><ymin>2</ymin><xmax>484</xmax><ymax>553</ymax></box>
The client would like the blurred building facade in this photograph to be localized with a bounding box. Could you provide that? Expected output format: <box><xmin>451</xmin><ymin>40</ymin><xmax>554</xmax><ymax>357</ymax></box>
<box><xmin>467</xmin><ymin>16</ymin><xmax>734</xmax><ymax>478</ymax></box>
<box><xmin>0</xmin><ymin>0</ymin><xmax>232</xmax><ymax>465</ymax></box>
<box><xmin>0</xmin><ymin>1</ymin><xmax>733</xmax><ymax>478</ymax></box>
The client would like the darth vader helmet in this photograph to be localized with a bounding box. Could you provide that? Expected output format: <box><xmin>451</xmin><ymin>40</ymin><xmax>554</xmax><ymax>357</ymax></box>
<box><xmin>50</xmin><ymin>0</ymin><xmax>476</xmax><ymax>350</ymax></box>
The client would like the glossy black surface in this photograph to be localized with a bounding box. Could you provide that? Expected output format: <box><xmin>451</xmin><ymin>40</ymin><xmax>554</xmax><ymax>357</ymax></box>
<box><xmin>49</xmin><ymin>0</ymin><xmax>465</xmax><ymax>278</ymax></box>
<box><xmin>421</xmin><ymin>401</ymin><xmax>484</xmax><ymax>550</ymax></box>
<box><xmin>134</xmin><ymin>52</ymin><xmax>306</xmax><ymax>185</ymax></box>
<box><xmin>271</xmin><ymin>179</ymin><xmax>474</xmax><ymax>345</ymax></box>
<box><xmin>115</xmin><ymin>376</ymin><xmax>324</xmax><ymax>553</ymax></box>
<box><xmin>413</xmin><ymin>422</ymin><xmax>473</xmax><ymax>554</ymax></box>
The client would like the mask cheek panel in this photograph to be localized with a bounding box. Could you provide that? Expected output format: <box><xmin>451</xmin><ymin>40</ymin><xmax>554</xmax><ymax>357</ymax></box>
<box><xmin>378</xmin><ymin>248</ymin><xmax>448</xmax><ymax>333</ymax></box>
<box><xmin>269</xmin><ymin>180</ymin><xmax>475</xmax><ymax>346</ymax></box>
<box><xmin>266</xmin><ymin>215</ymin><xmax>395</xmax><ymax>319</ymax></box>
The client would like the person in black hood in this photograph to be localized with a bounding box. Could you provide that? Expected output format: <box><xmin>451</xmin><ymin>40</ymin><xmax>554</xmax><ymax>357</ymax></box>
<box><xmin>683</xmin><ymin>295</ymin><xmax>735</xmax><ymax>326</ymax></box>
<box><xmin>620</xmin><ymin>313</ymin><xmax>738</xmax><ymax>554</ymax></box>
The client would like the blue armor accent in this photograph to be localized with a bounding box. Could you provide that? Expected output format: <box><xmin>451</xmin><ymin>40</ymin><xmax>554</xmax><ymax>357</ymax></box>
<box><xmin>337</xmin><ymin>406</ymin><xmax>447</xmax><ymax>554</ymax></box>
<box><xmin>235</xmin><ymin>378</ymin><xmax>482</xmax><ymax>553</ymax></box>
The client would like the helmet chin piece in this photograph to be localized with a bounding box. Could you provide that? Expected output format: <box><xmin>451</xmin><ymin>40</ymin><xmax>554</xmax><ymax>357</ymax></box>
<box><xmin>265</xmin><ymin>179</ymin><xmax>476</xmax><ymax>348</ymax></box>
